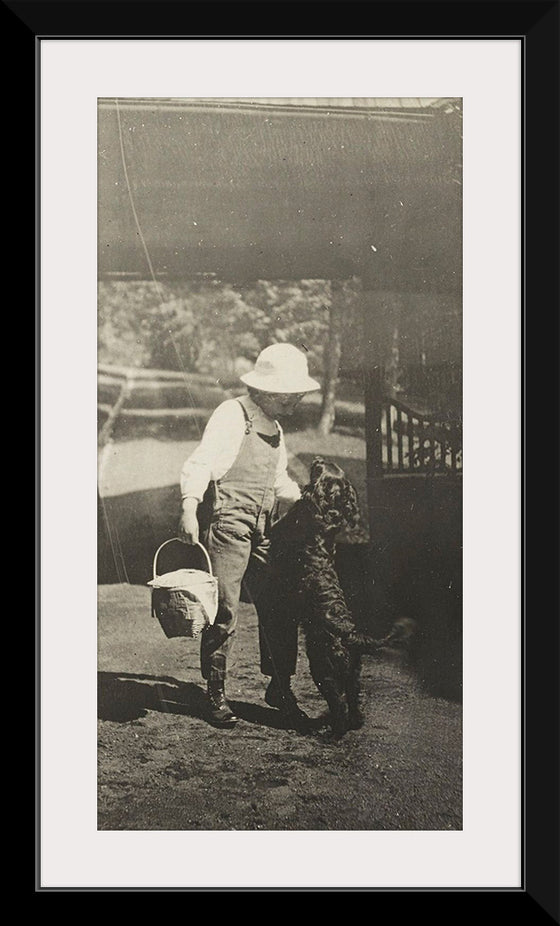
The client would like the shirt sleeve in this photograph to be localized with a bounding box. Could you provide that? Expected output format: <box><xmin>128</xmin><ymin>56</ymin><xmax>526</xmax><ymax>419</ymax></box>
<box><xmin>274</xmin><ymin>425</ymin><xmax>302</xmax><ymax>504</ymax></box>
<box><xmin>180</xmin><ymin>400</ymin><xmax>245</xmax><ymax>502</ymax></box>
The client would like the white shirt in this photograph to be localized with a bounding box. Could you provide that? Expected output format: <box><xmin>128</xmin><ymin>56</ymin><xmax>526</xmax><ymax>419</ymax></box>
<box><xmin>180</xmin><ymin>395</ymin><xmax>301</xmax><ymax>504</ymax></box>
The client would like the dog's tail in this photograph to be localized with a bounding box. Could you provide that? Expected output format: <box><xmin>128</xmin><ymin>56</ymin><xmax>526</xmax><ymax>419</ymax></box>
<box><xmin>348</xmin><ymin>617</ymin><xmax>416</xmax><ymax>654</ymax></box>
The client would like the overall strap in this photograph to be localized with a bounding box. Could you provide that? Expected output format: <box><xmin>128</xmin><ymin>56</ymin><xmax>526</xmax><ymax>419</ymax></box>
<box><xmin>237</xmin><ymin>397</ymin><xmax>280</xmax><ymax>444</ymax></box>
<box><xmin>236</xmin><ymin>398</ymin><xmax>254</xmax><ymax>434</ymax></box>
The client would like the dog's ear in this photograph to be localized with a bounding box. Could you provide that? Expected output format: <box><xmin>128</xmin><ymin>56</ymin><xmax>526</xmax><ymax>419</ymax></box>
<box><xmin>310</xmin><ymin>458</ymin><xmax>326</xmax><ymax>483</ymax></box>
<box><xmin>340</xmin><ymin>481</ymin><xmax>361</xmax><ymax>530</ymax></box>
<box><xmin>306</xmin><ymin>473</ymin><xmax>361</xmax><ymax>531</ymax></box>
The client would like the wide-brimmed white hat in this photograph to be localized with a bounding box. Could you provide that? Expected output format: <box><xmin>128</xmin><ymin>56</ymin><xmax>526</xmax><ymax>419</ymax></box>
<box><xmin>240</xmin><ymin>343</ymin><xmax>320</xmax><ymax>394</ymax></box>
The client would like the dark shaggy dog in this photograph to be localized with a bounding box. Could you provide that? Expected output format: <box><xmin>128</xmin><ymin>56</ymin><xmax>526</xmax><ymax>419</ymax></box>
<box><xmin>267</xmin><ymin>458</ymin><xmax>414</xmax><ymax>738</ymax></box>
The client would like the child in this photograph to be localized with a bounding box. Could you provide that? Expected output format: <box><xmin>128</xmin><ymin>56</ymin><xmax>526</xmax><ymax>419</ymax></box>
<box><xmin>178</xmin><ymin>343</ymin><xmax>320</xmax><ymax>727</ymax></box>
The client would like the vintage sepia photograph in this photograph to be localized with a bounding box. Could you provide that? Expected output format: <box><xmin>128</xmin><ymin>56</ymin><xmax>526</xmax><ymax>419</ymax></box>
<box><xmin>96</xmin><ymin>96</ymin><xmax>463</xmax><ymax>833</ymax></box>
<box><xmin>36</xmin><ymin>25</ymin><xmax>540</xmax><ymax>892</ymax></box>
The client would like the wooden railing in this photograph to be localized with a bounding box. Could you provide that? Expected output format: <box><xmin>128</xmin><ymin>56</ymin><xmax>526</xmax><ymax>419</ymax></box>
<box><xmin>382</xmin><ymin>395</ymin><xmax>462</xmax><ymax>475</ymax></box>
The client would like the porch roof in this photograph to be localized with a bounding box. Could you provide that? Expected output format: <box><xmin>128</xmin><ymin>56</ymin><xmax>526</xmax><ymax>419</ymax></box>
<box><xmin>98</xmin><ymin>97</ymin><xmax>462</xmax><ymax>291</ymax></box>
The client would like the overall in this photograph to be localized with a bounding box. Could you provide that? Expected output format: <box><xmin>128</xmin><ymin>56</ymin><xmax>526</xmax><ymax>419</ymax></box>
<box><xmin>199</xmin><ymin>400</ymin><xmax>299</xmax><ymax>682</ymax></box>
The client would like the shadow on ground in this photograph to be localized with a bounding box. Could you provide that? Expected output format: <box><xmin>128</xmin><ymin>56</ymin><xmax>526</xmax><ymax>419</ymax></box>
<box><xmin>98</xmin><ymin>672</ymin><xmax>208</xmax><ymax>722</ymax></box>
<box><xmin>97</xmin><ymin>671</ymin><xmax>315</xmax><ymax>732</ymax></box>
<box><xmin>98</xmin><ymin>449</ymin><xmax>368</xmax><ymax>587</ymax></box>
<box><xmin>99</xmin><ymin>485</ymin><xmax>182</xmax><ymax>585</ymax></box>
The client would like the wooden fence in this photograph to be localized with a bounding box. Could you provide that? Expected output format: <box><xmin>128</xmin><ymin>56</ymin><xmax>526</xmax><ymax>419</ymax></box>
<box><xmin>97</xmin><ymin>364</ymin><xmax>237</xmax><ymax>449</ymax></box>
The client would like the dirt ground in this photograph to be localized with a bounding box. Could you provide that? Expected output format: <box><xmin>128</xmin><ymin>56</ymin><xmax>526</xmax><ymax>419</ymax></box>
<box><xmin>97</xmin><ymin>419</ymin><xmax>462</xmax><ymax>833</ymax></box>
<box><xmin>98</xmin><ymin>583</ymin><xmax>462</xmax><ymax>832</ymax></box>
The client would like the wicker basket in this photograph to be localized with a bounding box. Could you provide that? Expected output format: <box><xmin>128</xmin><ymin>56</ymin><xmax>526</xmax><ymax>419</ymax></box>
<box><xmin>148</xmin><ymin>540</ymin><xmax>218</xmax><ymax>639</ymax></box>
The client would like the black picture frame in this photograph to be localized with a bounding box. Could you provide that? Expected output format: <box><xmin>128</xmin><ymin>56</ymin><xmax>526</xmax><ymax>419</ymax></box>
<box><xmin>27</xmin><ymin>2</ymin><xmax>559</xmax><ymax>911</ymax></box>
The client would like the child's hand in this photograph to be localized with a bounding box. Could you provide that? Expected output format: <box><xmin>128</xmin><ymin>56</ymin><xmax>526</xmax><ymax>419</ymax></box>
<box><xmin>178</xmin><ymin>500</ymin><xmax>199</xmax><ymax>545</ymax></box>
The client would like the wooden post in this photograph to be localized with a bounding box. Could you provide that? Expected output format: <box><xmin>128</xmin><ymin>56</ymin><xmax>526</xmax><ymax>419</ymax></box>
<box><xmin>361</xmin><ymin>291</ymin><xmax>391</xmax><ymax>550</ymax></box>
<box><xmin>364</xmin><ymin>362</ymin><xmax>384</xmax><ymax>481</ymax></box>
<box><xmin>318</xmin><ymin>282</ymin><xmax>343</xmax><ymax>436</ymax></box>
<box><xmin>98</xmin><ymin>372</ymin><xmax>134</xmax><ymax>449</ymax></box>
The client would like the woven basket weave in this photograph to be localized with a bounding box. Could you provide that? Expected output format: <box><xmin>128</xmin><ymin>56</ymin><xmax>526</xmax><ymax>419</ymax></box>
<box><xmin>148</xmin><ymin>540</ymin><xmax>218</xmax><ymax>639</ymax></box>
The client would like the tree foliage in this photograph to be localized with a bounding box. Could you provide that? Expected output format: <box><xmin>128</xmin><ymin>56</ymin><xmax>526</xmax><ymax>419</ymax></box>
<box><xmin>98</xmin><ymin>276</ymin><xmax>461</xmax><ymax>433</ymax></box>
<box><xmin>98</xmin><ymin>278</ymin><xmax>336</xmax><ymax>377</ymax></box>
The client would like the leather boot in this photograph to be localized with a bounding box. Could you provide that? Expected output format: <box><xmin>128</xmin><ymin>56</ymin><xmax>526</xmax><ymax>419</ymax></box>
<box><xmin>265</xmin><ymin>676</ymin><xmax>310</xmax><ymax>726</ymax></box>
<box><xmin>207</xmin><ymin>658</ymin><xmax>239</xmax><ymax>728</ymax></box>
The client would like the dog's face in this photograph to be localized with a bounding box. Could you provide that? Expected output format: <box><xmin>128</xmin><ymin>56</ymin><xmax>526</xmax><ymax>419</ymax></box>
<box><xmin>303</xmin><ymin>457</ymin><xmax>360</xmax><ymax>530</ymax></box>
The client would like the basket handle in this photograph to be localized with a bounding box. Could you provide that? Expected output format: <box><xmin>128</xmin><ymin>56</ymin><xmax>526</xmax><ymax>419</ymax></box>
<box><xmin>152</xmin><ymin>539</ymin><xmax>213</xmax><ymax>581</ymax></box>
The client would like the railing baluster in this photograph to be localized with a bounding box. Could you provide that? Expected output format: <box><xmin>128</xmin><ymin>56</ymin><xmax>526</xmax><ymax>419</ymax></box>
<box><xmin>428</xmin><ymin>420</ymin><xmax>436</xmax><ymax>472</ymax></box>
<box><xmin>451</xmin><ymin>426</ymin><xmax>457</xmax><ymax>473</ymax></box>
<box><xmin>407</xmin><ymin>412</ymin><xmax>415</xmax><ymax>470</ymax></box>
<box><xmin>422</xmin><ymin>420</ymin><xmax>429</xmax><ymax>471</ymax></box>
<box><xmin>417</xmin><ymin>419</ymin><xmax>424</xmax><ymax>471</ymax></box>
<box><xmin>396</xmin><ymin>405</ymin><xmax>404</xmax><ymax>470</ymax></box>
<box><xmin>386</xmin><ymin>403</ymin><xmax>393</xmax><ymax>471</ymax></box>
